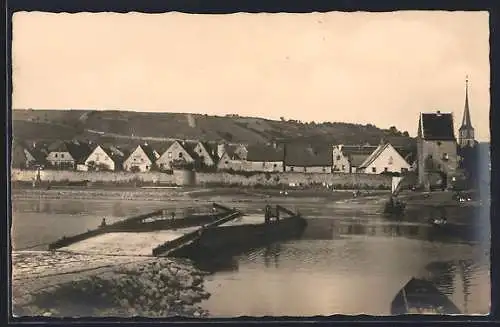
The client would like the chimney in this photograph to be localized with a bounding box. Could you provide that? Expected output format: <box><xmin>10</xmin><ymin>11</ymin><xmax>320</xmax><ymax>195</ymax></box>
<box><xmin>436</xmin><ymin>110</ymin><xmax>441</xmax><ymax>116</ymax></box>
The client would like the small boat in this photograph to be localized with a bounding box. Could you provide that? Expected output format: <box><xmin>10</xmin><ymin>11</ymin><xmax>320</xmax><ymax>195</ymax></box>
<box><xmin>391</xmin><ymin>277</ymin><xmax>461</xmax><ymax>315</ymax></box>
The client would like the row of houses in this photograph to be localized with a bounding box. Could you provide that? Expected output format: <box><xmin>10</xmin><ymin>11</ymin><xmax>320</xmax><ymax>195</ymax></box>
<box><xmin>12</xmin><ymin>138</ymin><xmax>415</xmax><ymax>175</ymax></box>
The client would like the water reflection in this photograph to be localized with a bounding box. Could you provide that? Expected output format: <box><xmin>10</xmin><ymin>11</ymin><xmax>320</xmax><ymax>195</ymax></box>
<box><xmin>424</xmin><ymin>259</ymin><xmax>479</xmax><ymax>314</ymax></box>
<box><xmin>300</xmin><ymin>218</ymin><xmax>481</xmax><ymax>244</ymax></box>
<box><xmin>263</xmin><ymin>243</ymin><xmax>281</xmax><ymax>269</ymax></box>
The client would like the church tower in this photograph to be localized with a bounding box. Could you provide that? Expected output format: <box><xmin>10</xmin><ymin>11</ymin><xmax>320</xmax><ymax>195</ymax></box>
<box><xmin>458</xmin><ymin>76</ymin><xmax>476</xmax><ymax>148</ymax></box>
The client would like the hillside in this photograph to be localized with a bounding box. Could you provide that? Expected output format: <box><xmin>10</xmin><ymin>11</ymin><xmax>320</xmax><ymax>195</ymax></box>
<box><xmin>12</xmin><ymin>109</ymin><xmax>415</xmax><ymax>149</ymax></box>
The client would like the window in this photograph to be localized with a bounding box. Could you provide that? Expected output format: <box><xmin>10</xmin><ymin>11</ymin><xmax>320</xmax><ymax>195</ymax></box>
<box><xmin>160</xmin><ymin>164</ymin><xmax>164</xmax><ymax>169</ymax></box>
<box><xmin>178</xmin><ymin>152</ymin><xmax>183</xmax><ymax>158</ymax></box>
<box><xmin>341</xmin><ymin>165</ymin><xmax>345</xmax><ymax>170</ymax></box>
<box><xmin>54</xmin><ymin>153</ymin><xmax>58</xmax><ymax>158</ymax></box>
<box><xmin>388</xmin><ymin>156</ymin><xmax>393</xmax><ymax>165</ymax></box>
<box><xmin>273</xmin><ymin>164</ymin><xmax>277</xmax><ymax>168</ymax></box>
<box><xmin>146</xmin><ymin>166</ymin><xmax>149</xmax><ymax>170</ymax></box>
<box><xmin>262</xmin><ymin>162</ymin><xmax>266</xmax><ymax>167</ymax></box>
<box><xmin>167</xmin><ymin>152</ymin><xmax>172</xmax><ymax>158</ymax></box>
<box><xmin>442</xmin><ymin>153</ymin><xmax>449</xmax><ymax>160</ymax></box>
<box><xmin>290</xmin><ymin>167</ymin><xmax>294</xmax><ymax>172</ymax></box>
<box><xmin>304</xmin><ymin>167</ymin><xmax>307</xmax><ymax>173</ymax></box>
<box><xmin>401</xmin><ymin>168</ymin><xmax>408</xmax><ymax>173</ymax></box>
<box><xmin>437</xmin><ymin>164</ymin><xmax>441</xmax><ymax>170</ymax></box>
<box><xmin>437</xmin><ymin>141</ymin><xmax>442</xmax><ymax>146</ymax></box>
<box><xmin>224</xmin><ymin>160</ymin><xmax>229</xmax><ymax>165</ymax></box>
<box><xmin>336</xmin><ymin>155</ymin><xmax>341</xmax><ymax>161</ymax></box>
<box><xmin>322</xmin><ymin>167</ymin><xmax>326</xmax><ymax>172</ymax></box>
<box><xmin>372</xmin><ymin>167</ymin><xmax>376</xmax><ymax>173</ymax></box>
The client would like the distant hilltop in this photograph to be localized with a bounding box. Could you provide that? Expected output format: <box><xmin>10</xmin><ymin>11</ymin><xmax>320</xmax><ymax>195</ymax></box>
<box><xmin>11</xmin><ymin>109</ymin><xmax>414</xmax><ymax>148</ymax></box>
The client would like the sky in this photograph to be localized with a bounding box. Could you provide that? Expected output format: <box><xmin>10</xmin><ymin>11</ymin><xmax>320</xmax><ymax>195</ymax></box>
<box><xmin>12</xmin><ymin>11</ymin><xmax>490</xmax><ymax>141</ymax></box>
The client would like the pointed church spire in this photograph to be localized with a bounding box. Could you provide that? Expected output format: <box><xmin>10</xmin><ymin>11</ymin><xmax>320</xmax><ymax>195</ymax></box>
<box><xmin>461</xmin><ymin>75</ymin><xmax>472</xmax><ymax>129</ymax></box>
<box><xmin>459</xmin><ymin>75</ymin><xmax>475</xmax><ymax>148</ymax></box>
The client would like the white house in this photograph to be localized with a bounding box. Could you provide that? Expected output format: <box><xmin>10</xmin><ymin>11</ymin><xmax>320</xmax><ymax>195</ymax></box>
<box><xmin>192</xmin><ymin>142</ymin><xmax>218</xmax><ymax>167</ymax></box>
<box><xmin>241</xmin><ymin>144</ymin><xmax>284</xmax><ymax>172</ymax></box>
<box><xmin>332</xmin><ymin>145</ymin><xmax>351</xmax><ymax>173</ymax></box>
<box><xmin>123</xmin><ymin>143</ymin><xmax>159</xmax><ymax>172</ymax></box>
<box><xmin>357</xmin><ymin>143</ymin><xmax>410</xmax><ymax>174</ymax></box>
<box><xmin>284</xmin><ymin>144</ymin><xmax>333</xmax><ymax>173</ymax></box>
<box><xmin>216</xmin><ymin>146</ymin><xmax>244</xmax><ymax>171</ymax></box>
<box><xmin>156</xmin><ymin>140</ymin><xmax>195</xmax><ymax>171</ymax></box>
<box><xmin>84</xmin><ymin>145</ymin><xmax>125</xmax><ymax>171</ymax></box>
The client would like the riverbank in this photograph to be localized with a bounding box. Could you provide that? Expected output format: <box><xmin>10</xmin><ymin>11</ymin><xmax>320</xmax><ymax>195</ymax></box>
<box><xmin>10</xmin><ymin>186</ymin><xmax>390</xmax><ymax>203</ymax></box>
<box><xmin>12</xmin><ymin>251</ymin><xmax>210</xmax><ymax>317</ymax></box>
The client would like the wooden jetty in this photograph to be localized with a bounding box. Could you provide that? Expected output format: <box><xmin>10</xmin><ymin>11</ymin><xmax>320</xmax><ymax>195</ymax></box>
<box><xmin>152</xmin><ymin>205</ymin><xmax>307</xmax><ymax>260</ymax></box>
<box><xmin>391</xmin><ymin>277</ymin><xmax>461</xmax><ymax>315</ymax></box>
<box><xmin>48</xmin><ymin>203</ymin><xmax>240</xmax><ymax>251</ymax></box>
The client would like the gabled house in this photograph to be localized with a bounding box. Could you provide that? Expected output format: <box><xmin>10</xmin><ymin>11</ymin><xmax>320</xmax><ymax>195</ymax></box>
<box><xmin>242</xmin><ymin>143</ymin><xmax>284</xmax><ymax>172</ymax></box>
<box><xmin>356</xmin><ymin>143</ymin><xmax>411</xmax><ymax>174</ymax></box>
<box><xmin>123</xmin><ymin>143</ymin><xmax>160</xmax><ymax>172</ymax></box>
<box><xmin>332</xmin><ymin>145</ymin><xmax>354</xmax><ymax>173</ymax></box>
<box><xmin>192</xmin><ymin>141</ymin><xmax>218</xmax><ymax>167</ymax></box>
<box><xmin>218</xmin><ymin>143</ymin><xmax>248</xmax><ymax>161</ymax></box>
<box><xmin>284</xmin><ymin>144</ymin><xmax>333</xmax><ymax>173</ymax></box>
<box><xmin>217</xmin><ymin>146</ymin><xmax>244</xmax><ymax>171</ymax></box>
<box><xmin>84</xmin><ymin>144</ymin><xmax>126</xmax><ymax>171</ymax></box>
<box><xmin>337</xmin><ymin>145</ymin><xmax>378</xmax><ymax>173</ymax></box>
<box><xmin>11</xmin><ymin>141</ymin><xmax>47</xmax><ymax>169</ymax></box>
<box><xmin>156</xmin><ymin>140</ymin><xmax>195</xmax><ymax>171</ymax></box>
<box><xmin>46</xmin><ymin>140</ymin><xmax>92</xmax><ymax>170</ymax></box>
<box><xmin>417</xmin><ymin>110</ymin><xmax>458</xmax><ymax>188</ymax></box>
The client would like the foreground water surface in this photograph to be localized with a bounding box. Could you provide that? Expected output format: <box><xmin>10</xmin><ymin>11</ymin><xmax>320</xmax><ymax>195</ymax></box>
<box><xmin>11</xmin><ymin>189</ymin><xmax>490</xmax><ymax>316</ymax></box>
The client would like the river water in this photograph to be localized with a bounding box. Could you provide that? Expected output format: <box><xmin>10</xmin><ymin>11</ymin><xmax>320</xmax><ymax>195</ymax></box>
<box><xmin>10</xmin><ymin>189</ymin><xmax>490</xmax><ymax>316</ymax></box>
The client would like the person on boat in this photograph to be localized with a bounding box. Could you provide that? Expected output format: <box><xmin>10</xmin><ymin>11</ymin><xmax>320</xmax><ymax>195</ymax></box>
<box><xmin>100</xmin><ymin>217</ymin><xmax>107</xmax><ymax>228</ymax></box>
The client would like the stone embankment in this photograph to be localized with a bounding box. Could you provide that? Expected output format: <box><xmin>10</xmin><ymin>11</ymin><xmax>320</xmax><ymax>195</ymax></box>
<box><xmin>12</xmin><ymin>251</ymin><xmax>210</xmax><ymax>317</ymax></box>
